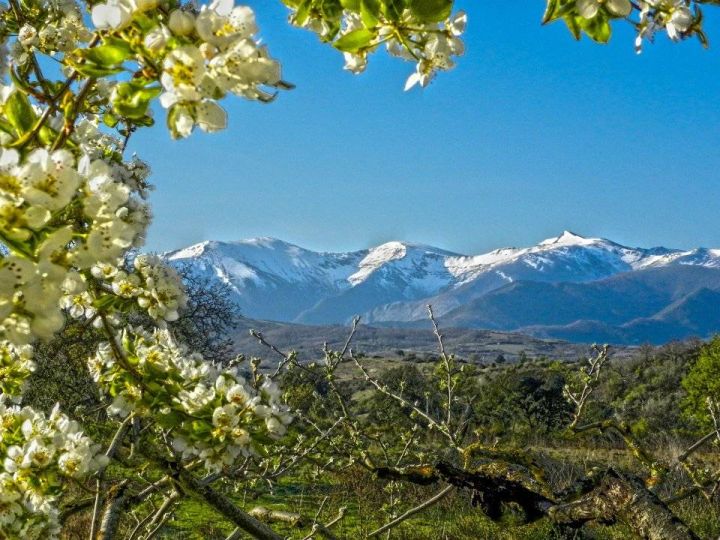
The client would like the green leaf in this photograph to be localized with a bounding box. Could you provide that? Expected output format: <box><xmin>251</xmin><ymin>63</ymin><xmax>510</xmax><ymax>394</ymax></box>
<box><xmin>360</xmin><ymin>0</ymin><xmax>381</xmax><ymax>26</ymax></box>
<box><xmin>543</xmin><ymin>0</ymin><xmax>559</xmax><ymax>24</ymax></box>
<box><xmin>339</xmin><ymin>0</ymin><xmax>360</xmax><ymax>9</ymax></box>
<box><xmin>38</xmin><ymin>125</ymin><xmax>57</xmax><ymax>146</ymax></box>
<box><xmin>103</xmin><ymin>112</ymin><xmax>120</xmax><ymax>128</ymax></box>
<box><xmin>544</xmin><ymin>0</ymin><xmax>577</xmax><ymax>24</ymax></box>
<box><xmin>112</xmin><ymin>82</ymin><xmax>161</xmax><ymax>119</ymax></box>
<box><xmin>383</xmin><ymin>0</ymin><xmax>406</xmax><ymax>21</ymax></box>
<box><xmin>67</xmin><ymin>58</ymin><xmax>124</xmax><ymax>77</ymax></box>
<box><xmin>0</xmin><ymin>118</ymin><xmax>15</xmax><ymax>135</ymax></box>
<box><xmin>408</xmin><ymin>0</ymin><xmax>453</xmax><ymax>23</ymax></box>
<box><xmin>134</xmin><ymin>115</ymin><xmax>155</xmax><ymax>127</ymax></box>
<box><xmin>75</xmin><ymin>41</ymin><xmax>133</xmax><ymax>68</ymax></box>
<box><xmin>562</xmin><ymin>15</ymin><xmax>582</xmax><ymax>40</ymax></box>
<box><xmin>334</xmin><ymin>28</ymin><xmax>376</xmax><ymax>52</ymax></box>
<box><xmin>319</xmin><ymin>0</ymin><xmax>343</xmax><ymax>19</ymax></box>
<box><xmin>5</xmin><ymin>91</ymin><xmax>36</xmax><ymax>136</ymax></box>
<box><xmin>156</xmin><ymin>411</ymin><xmax>184</xmax><ymax>429</ymax></box>
<box><xmin>291</xmin><ymin>0</ymin><xmax>313</xmax><ymax>25</ymax></box>
<box><xmin>580</xmin><ymin>15</ymin><xmax>611</xmax><ymax>43</ymax></box>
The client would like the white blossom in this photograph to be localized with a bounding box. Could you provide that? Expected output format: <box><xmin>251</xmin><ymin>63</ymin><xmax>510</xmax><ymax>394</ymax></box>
<box><xmin>91</xmin><ymin>0</ymin><xmax>135</xmax><ymax>30</ymax></box>
<box><xmin>576</xmin><ymin>0</ymin><xmax>632</xmax><ymax>19</ymax></box>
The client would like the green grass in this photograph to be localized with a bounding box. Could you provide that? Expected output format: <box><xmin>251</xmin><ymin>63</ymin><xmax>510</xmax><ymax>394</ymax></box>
<box><xmin>153</xmin><ymin>468</ymin><xmax>720</xmax><ymax>540</ymax></box>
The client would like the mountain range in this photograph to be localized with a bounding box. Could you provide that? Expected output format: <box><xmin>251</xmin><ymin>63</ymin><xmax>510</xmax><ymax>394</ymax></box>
<box><xmin>165</xmin><ymin>231</ymin><xmax>720</xmax><ymax>345</ymax></box>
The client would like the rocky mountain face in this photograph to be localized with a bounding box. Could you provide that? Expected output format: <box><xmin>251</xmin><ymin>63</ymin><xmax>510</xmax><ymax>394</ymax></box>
<box><xmin>165</xmin><ymin>232</ymin><xmax>720</xmax><ymax>344</ymax></box>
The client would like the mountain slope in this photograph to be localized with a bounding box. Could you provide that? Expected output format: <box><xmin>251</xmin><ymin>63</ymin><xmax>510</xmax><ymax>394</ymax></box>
<box><xmin>437</xmin><ymin>266</ymin><xmax>720</xmax><ymax>344</ymax></box>
<box><xmin>165</xmin><ymin>232</ymin><xmax>720</xmax><ymax>344</ymax></box>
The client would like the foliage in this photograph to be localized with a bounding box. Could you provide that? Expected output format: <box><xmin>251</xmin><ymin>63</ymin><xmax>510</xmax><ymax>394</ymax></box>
<box><xmin>682</xmin><ymin>336</ymin><xmax>720</xmax><ymax>431</ymax></box>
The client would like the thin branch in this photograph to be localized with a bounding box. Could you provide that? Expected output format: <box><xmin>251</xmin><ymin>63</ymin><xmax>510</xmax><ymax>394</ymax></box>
<box><xmin>427</xmin><ymin>305</ymin><xmax>454</xmax><ymax>429</ymax></box>
<box><xmin>175</xmin><ymin>467</ymin><xmax>283</xmax><ymax>540</ymax></box>
<box><xmin>350</xmin><ymin>350</ymin><xmax>458</xmax><ymax>448</ymax></box>
<box><xmin>333</xmin><ymin>315</ymin><xmax>360</xmax><ymax>368</ymax></box>
<box><xmin>250</xmin><ymin>329</ymin><xmax>301</xmax><ymax>378</ymax></box>
<box><xmin>300</xmin><ymin>506</ymin><xmax>346</xmax><ymax>540</ymax></box>
<box><xmin>367</xmin><ymin>484</ymin><xmax>454</xmax><ymax>538</ymax></box>
<box><xmin>90</xmin><ymin>414</ymin><xmax>135</xmax><ymax>539</ymax></box>
<box><xmin>677</xmin><ymin>430</ymin><xmax>718</xmax><ymax>463</ymax></box>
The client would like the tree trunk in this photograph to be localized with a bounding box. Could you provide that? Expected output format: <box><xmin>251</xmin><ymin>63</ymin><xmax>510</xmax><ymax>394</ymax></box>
<box><xmin>549</xmin><ymin>469</ymin><xmax>699</xmax><ymax>540</ymax></box>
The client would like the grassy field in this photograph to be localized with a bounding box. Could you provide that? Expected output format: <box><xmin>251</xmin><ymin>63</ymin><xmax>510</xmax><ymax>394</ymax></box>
<box><xmin>152</xmin><ymin>445</ymin><xmax>720</xmax><ymax>540</ymax></box>
<box><xmin>157</xmin><ymin>482</ymin><xmax>719</xmax><ymax>540</ymax></box>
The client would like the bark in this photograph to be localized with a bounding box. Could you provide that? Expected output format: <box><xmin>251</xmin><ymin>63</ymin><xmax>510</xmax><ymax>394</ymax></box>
<box><xmin>377</xmin><ymin>462</ymin><xmax>700</xmax><ymax>540</ymax></box>
<box><xmin>375</xmin><ymin>464</ymin><xmax>439</xmax><ymax>485</ymax></box>
<box><xmin>98</xmin><ymin>480</ymin><xmax>129</xmax><ymax>540</ymax></box>
<box><xmin>435</xmin><ymin>461</ymin><xmax>554</xmax><ymax>522</ymax></box>
<box><xmin>549</xmin><ymin>469</ymin><xmax>699</xmax><ymax>540</ymax></box>
<box><xmin>178</xmin><ymin>470</ymin><xmax>284</xmax><ymax>540</ymax></box>
<box><xmin>249</xmin><ymin>506</ymin><xmax>304</xmax><ymax>527</ymax></box>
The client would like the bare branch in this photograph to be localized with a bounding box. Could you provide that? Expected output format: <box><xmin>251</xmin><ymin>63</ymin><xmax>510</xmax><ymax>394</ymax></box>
<box><xmin>367</xmin><ymin>484</ymin><xmax>454</xmax><ymax>538</ymax></box>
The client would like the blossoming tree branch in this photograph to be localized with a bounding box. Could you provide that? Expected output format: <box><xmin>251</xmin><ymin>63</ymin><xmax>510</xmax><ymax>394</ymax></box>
<box><xmin>0</xmin><ymin>0</ymin><xmax>713</xmax><ymax>538</ymax></box>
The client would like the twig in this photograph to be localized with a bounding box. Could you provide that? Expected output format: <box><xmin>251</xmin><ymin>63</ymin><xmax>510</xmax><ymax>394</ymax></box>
<box><xmin>350</xmin><ymin>350</ymin><xmax>458</xmax><ymax>448</ymax></box>
<box><xmin>270</xmin><ymin>416</ymin><xmax>344</xmax><ymax>478</ymax></box>
<box><xmin>334</xmin><ymin>316</ymin><xmax>360</xmax><ymax>368</ymax></box>
<box><xmin>427</xmin><ymin>305</ymin><xmax>454</xmax><ymax>429</ymax></box>
<box><xmin>567</xmin><ymin>345</ymin><xmax>610</xmax><ymax>430</ymax></box>
<box><xmin>367</xmin><ymin>485</ymin><xmax>454</xmax><ymax>538</ymax></box>
<box><xmin>677</xmin><ymin>430</ymin><xmax>718</xmax><ymax>463</ymax></box>
<box><xmin>313</xmin><ymin>496</ymin><xmax>328</xmax><ymax>526</ymax></box>
<box><xmin>224</xmin><ymin>529</ymin><xmax>243</xmax><ymax>540</ymax></box>
<box><xmin>144</xmin><ymin>511</ymin><xmax>173</xmax><ymax>540</ymax></box>
<box><xmin>135</xmin><ymin>491</ymin><xmax>179</xmax><ymax>539</ymax></box>
<box><xmin>300</xmin><ymin>506</ymin><xmax>346</xmax><ymax>540</ymax></box>
<box><xmin>250</xmin><ymin>329</ymin><xmax>301</xmax><ymax>377</ymax></box>
<box><xmin>90</xmin><ymin>414</ymin><xmax>134</xmax><ymax>539</ymax></box>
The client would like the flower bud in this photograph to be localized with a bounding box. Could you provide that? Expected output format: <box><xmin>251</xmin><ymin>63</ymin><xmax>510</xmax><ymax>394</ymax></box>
<box><xmin>136</xmin><ymin>0</ymin><xmax>158</xmax><ymax>11</ymax></box>
<box><xmin>143</xmin><ymin>28</ymin><xmax>168</xmax><ymax>51</ymax></box>
<box><xmin>168</xmin><ymin>10</ymin><xmax>195</xmax><ymax>36</ymax></box>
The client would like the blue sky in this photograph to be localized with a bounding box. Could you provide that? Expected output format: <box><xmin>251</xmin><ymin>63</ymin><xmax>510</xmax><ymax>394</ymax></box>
<box><xmin>135</xmin><ymin>1</ymin><xmax>720</xmax><ymax>255</ymax></box>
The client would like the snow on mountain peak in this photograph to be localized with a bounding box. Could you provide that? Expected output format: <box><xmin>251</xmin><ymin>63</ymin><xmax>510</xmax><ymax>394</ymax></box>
<box><xmin>539</xmin><ymin>230</ymin><xmax>596</xmax><ymax>246</ymax></box>
<box><xmin>164</xmin><ymin>233</ymin><xmax>720</xmax><ymax>326</ymax></box>
<box><xmin>369</xmin><ymin>241</ymin><xmax>408</xmax><ymax>259</ymax></box>
<box><xmin>166</xmin><ymin>240</ymin><xmax>212</xmax><ymax>260</ymax></box>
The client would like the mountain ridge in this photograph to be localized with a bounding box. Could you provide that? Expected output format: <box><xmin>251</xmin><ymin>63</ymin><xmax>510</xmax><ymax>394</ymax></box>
<box><xmin>166</xmin><ymin>232</ymin><xmax>720</xmax><ymax>344</ymax></box>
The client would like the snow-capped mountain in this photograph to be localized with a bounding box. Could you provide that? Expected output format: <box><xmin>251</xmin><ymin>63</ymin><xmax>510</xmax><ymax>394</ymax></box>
<box><xmin>165</xmin><ymin>232</ymin><xmax>720</xmax><ymax>344</ymax></box>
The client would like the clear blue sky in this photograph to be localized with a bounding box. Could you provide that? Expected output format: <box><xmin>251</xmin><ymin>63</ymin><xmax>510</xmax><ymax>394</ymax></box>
<box><xmin>135</xmin><ymin>1</ymin><xmax>720</xmax><ymax>255</ymax></box>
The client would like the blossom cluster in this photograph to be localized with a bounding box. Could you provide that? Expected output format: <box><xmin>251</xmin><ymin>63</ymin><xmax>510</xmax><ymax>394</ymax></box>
<box><xmin>86</xmin><ymin>0</ymin><xmax>285</xmax><ymax>138</ymax></box>
<box><xmin>158</xmin><ymin>1</ymin><xmax>284</xmax><ymax>138</ymax></box>
<box><xmin>0</xmin><ymin>340</ymin><xmax>35</xmax><ymax>399</ymax></box>
<box><xmin>540</xmin><ymin>0</ymin><xmax>702</xmax><ymax>47</ymax></box>
<box><xmin>0</xmin><ymin>143</ymin><xmax>150</xmax><ymax>344</ymax></box>
<box><xmin>109</xmin><ymin>254</ymin><xmax>188</xmax><ymax>324</ymax></box>
<box><xmin>288</xmin><ymin>4</ymin><xmax>467</xmax><ymax>90</ymax></box>
<box><xmin>634</xmin><ymin>0</ymin><xmax>696</xmax><ymax>52</ymax></box>
<box><xmin>0</xmin><ymin>397</ymin><xmax>108</xmax><ymax>539</ymax></box>
<box><xmin>62</xmin><ymin>254</ymin><xmax>187</xmax><ymax>326</ymax></box>
<box><xmin>89</xmin><ymin>328</ymin><xmax>292</xmax><ymax>473</ymax></box>
<box><xmin>349</xmin><ymin>10</ymin><xmax>466</xmax><ymax>90</ymax></box>
<box><xmin>8</xmin><ymin>0</ymin><xmax>91</xmax><ymax>67</ymax></box>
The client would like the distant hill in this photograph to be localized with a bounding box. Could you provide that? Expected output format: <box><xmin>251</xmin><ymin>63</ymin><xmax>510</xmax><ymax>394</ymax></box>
<box><xmin>437</xmin><ymin>266</ymin><xmax>720</xmax><ymax>344</ymax></box>
<box><xmin>166</xmin><ymin>232</ymin><xmax>720</xmax><ymax>345</ymax></box>
<box><xmin>229</xmin><ymin>317</ymin><xmax>600</xmax><ymax>364</ymax></box>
